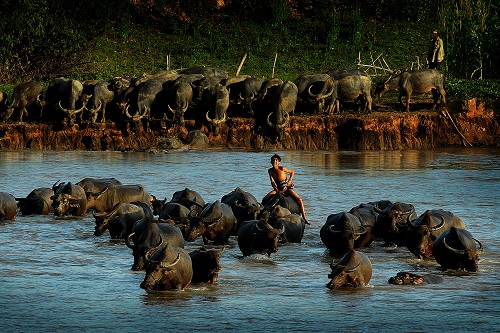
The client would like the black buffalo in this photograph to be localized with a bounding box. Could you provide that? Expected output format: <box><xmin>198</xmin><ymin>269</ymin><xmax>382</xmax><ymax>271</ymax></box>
<box><xmin>326</xmin><ymin>248</ymin><xmax>373</xmax><ymax>289</ymax></box>
<box><xmin>221</xmin><ymin>187</ymin><xmax>262</xmax><ymax>232</ymax></box>
<box><xmin>237</xmin><ymin>211</ymin><xmax>285</xmax><ymax>257</ymax></box>
<box><xmin>320</xmin><ymin>212</ymin><xmax>367</xmax><ymax>257</ymax></box>
<box><xmin>189</xmin><ymin>247</ymin><xmax>225</xmax><ymax>284</ymax></box>
<box><xmin>3</xmin><ymin>81</ymin><xmax>43</xmax><ymax>122</ymax></box>
<box><xmin>16</xmin><ymin>187</ymin><xmax>54</xmax><ymax>215</ymax></box>
<box><xmin>186</xmin><ymin>200</ymin><xmax>236</xmax><ymax>245</ymax></box>
<box><xmin>433</xmin><ymin>227</ymin><xmax>482</xmax><ymax>272</ymax></box>
<box><xmin>406</xmin><ymin>209</ymin><xmax>466</xmax><ymax>259</ymax></box>
<box><xmin>267</xmin><ymin>205</ymin><xmax>305</xmax><ymax>243</ymax></box>
<box><xmin>51</xmin><ymin>181</ymin><xmax>87</xmax><ymax>216</ymax></box>
<box><xmin>125</xmin><ymin>217</ymin><xmax>185</xmax><ymax>271</ymax></box>
<box><xmin>141</xmin><ymin>240</ymin><xmax>192</xmax><ymax>291</ymax></box>
<box><xmin>93</xmin><ymin>202</ymin><xmax>153</xmax><ymax>239</ymax></box>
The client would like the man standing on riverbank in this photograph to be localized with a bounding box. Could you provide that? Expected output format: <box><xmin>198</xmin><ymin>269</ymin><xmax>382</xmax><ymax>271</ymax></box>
<box><xmin>428</xmin><ymin>28</ymin><xmax>445</xmax><ymax>70</ymax></box>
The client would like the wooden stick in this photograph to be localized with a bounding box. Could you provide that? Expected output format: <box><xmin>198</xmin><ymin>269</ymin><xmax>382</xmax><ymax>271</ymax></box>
<box><xmin>442</xmin><ymin>109</ymin><xmax>473</xmax><ymax>147</ymax></box>
<box><xmin>358</xmin><ymin>64</ymin><xmax>393</xmax><ymax>73</ymax></box>
<box><xmin>370</xmin><ymin>52</ymin><xmax>377</xmax><ymax>75</ymax></box>
<box><xmin>272</xmin><ymin>53</ymin><xmax>278</xmax><ymax>78</ymax></box>
<box><xmin>382</xmin><ymin>57</ymin><xmax>391</xmax><ymax>72</ymax></box>
<box><xmin>236</xmin><ymin>53</ymin><xmax>247</xmax><ymax>76</ymax></box>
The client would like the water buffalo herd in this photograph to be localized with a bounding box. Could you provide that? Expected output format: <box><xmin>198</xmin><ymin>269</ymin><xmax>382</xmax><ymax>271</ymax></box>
<box><xmin>0</xmin><ymin>67</ymin><xmax>447</xmax><ymax>141</ymax></box>
<box><xmin>2</xmin><ymin>173</ymin><xmax>480</xmax><ymax>291</ymax></box>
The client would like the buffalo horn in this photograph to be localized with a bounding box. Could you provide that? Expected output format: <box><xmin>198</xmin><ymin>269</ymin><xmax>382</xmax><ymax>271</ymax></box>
<box><xmin>125</xmin><ymin>232</ymin><xmax>135</xmax><ymax>249</ymax></box>
<box><xmin>429</xmin><ymin>216</ymin><xmax>446</xmax><ymax>231</ymax></box>
<box><xmin>160</xmin><ymin>253</ymin><xmax>181</xmax><ymax>268</ymax></box>
<box><xmin>277</xmin><ymin>112</ymin><xmax>290</xmax><ymax>128</ymax></box>
<box><xmin>345</xmin><ymin>262</ymin><xmax>361</xmax><ymax>273</ymax></box>
<box><xmin>474</xmin><ymin>238</ymin><xmax>483</xmax><ymax>252</ymax></box>
<box><xmin>58</xmin><ymin>101</ymin><xmax>67</xmax><ymax>112</ymax></box>
<box><xmin>443</xmin><ymin>235</ymin><xmax>468</xmax><ymax>255</ymax></box>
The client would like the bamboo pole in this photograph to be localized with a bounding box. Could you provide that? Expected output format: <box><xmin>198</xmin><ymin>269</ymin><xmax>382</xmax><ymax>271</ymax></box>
<box><xmin>272</xmin><ymin>53</ymin><xmax>278</xmax><ymax>78</ymax></box>
<box><xmin>442</xmin><ymin>109</ymin><xmax>473</xmax><ymax>147</ymax></box>
<box><xmin>235</xmin><ymin>53</ymin><xmax>247</xmax><ymax>76</ymax></box>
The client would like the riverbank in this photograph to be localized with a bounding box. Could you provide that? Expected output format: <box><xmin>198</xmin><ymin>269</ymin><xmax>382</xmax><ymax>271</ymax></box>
<box><xmin>0</xmin><ymin>98</ymin><xmax>498</xmax><ymax>151</ymax></box>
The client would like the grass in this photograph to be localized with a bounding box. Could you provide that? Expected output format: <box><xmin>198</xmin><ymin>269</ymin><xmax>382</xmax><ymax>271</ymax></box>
<box><xmin>0</xmin><ymin>17</ymin><xmax>498</xmax><ymax>102</ymax></box>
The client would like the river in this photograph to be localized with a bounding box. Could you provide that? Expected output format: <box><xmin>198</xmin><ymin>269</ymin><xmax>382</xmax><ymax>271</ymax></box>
<box><xmin>0</xmin><ymin>148</ymin><xmax>499</xmax><ymax>332</ymax></box>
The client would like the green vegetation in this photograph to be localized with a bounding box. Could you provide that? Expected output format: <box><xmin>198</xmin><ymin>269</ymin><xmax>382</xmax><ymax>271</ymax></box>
<box><xmin>0</xmin><ymin>0</ymin><xmax>498</xmax><ymax>101</ymax></box>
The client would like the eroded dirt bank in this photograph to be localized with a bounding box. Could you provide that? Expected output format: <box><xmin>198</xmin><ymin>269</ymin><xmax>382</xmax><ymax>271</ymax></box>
<box><xmin>0</xmin><ymin>99</ymin><xmax>498</xmax><ymax>151</ymax></box>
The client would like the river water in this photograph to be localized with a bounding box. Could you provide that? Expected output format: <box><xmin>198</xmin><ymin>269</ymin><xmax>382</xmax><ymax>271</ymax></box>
<box><xmin>0</xmin><ymin>148</ymin><xmax>499</xmax><ymax>332</ymax></box>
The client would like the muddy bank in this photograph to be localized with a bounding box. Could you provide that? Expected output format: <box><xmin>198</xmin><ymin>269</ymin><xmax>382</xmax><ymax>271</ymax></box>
<box><xmin>0</xmin><ymin>99</ymin><xmax>498</xmax><ymax>151</ymax></box>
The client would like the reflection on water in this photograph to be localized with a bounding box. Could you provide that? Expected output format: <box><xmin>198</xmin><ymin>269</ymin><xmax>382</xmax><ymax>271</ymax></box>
<box><xmin>0</xmin><ymin>148</ymin><xmax>499</xmax><ymax>333</ymax></box>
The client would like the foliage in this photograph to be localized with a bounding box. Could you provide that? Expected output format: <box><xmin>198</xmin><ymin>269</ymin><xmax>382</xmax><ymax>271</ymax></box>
<box><xmin>438</xmin><ymin>0</ymin><xmax>500</xmax><ymax>79</ymax></box>
<box><xmin>447</xmin><ymin>78</ymin><xmax>500</xmax><ymax>100</ymax></box>
<box><xmin>0</xmin><ymin>0</ymin><xmax>499</xmax><ymax>101</ymax></box>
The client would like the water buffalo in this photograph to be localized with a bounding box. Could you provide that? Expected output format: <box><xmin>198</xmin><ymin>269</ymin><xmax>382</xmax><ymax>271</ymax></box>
<box><xmin>326</xmin><ymin>248</ymin><xmax>372</xmax><ymax>289</ymax></box>
<box><xmin>140</xmin><ymin>241</ymin><xmax>193</xmax><ymax>291</ymax></box>
<box><xmin>50</xmin><ymin>181</ymin><xmax>88</xmax><ymax>216</ymax></box>
<box><xmin>267</xmin><ymin>205</ymin><xmax>305</xmax><ymax>243</ymax></box>
<box><xmin>406</xmin><ymin>209</ymin><xmax>466</xmax><ymax>259</ymax></box>
<box><xmin>125</xmin><ymin>217</ymin><xmax>185</xmax><ymax>271</ymax></box>
<box><xmin>372</xmin><ymin>200</ymin><xmax>417</xmax><ymax>246</ymax></box>
<box><xmin>0</xmin><ymin>192</ymin><xmax>18</xmax><ymax>220</ymax></box>
<box><xmin>15</xmin><ymin>187</ymin><xmax>54</xmax><ymax>215</ymax></box>
<box><xmin>266</xmin><ymin>81</ymin><xmax>298</xmax><ymax>142</ymax></box>
<box><xmin>85</xmin><ymin>184</ymin><xmax>151</xmax><ymax>213</ymax></box>
<box><xmin>180</xmin><ymin>66</ymin><xmax>228</xmax><ymax>78</ymax></box>
<box><xmin>57</xmin><ymin>79</ymin><xmax>87</xmax><ymax>126</ymax></box>
<box><xmin>186</xmin><ymin>200</ymin><xmax>236</xmax><ymax>245</ymax></box>
<box><xmin>221</xmin><ymin>187</ymin><xmax>262</xmax><ymax>233</ymax></box>
<box><xmin>320</xmin><ymin>212</ymin><xmax>367</xmax><ymax>257</ymax></box>
<box><xmin>374</xmin><ymin>69</ymin><xmax>446</xmax><ymax>112</ymax></box>
<box><xmin>205</xmin><ymin>83</ymin><xmax>229</xmax><ymax>135</ymax></box>
<box><xmin>170</xmin><ymin>188</ymin><xmax>205</xmax><ymax>218</ymax></box>
<box><xmin>237</xmin><ymin>211</ymin><xmax>285</xmax><ymax>257</ymax></box>
<box><xmin>125</xmin><ymin>79</ymin><xmax>165</xmax><ymax>125</ymax></box>
<box><xmin>76</xmin><ymin>177</ymin><xmax>122</xmax><ymax>194</ymax></box>
<box><xmin>167</xmin><ymin>81</ymin><xmax>193</xmax><ymax>124</ymax></box>
<box><xmin>189</xmin><ymin>247</ymin><xmax>225</xmax><ymax>284</ymax></box>
<box><xmin>317</xmin><ymin>73</ymin><xmax>372</xmax><ymax>113</ymax></box>
<box><xmin>388</xmin><ymin>271</ymin><xmax>444</xmax><ymax>285</ymax></box>
<box><xmin>153</xmin><ymin>201</ymin><xmax>191</xmax><ymax>237</ymax></box>
<box><xmin>239</xmin><ymin>76</ymin><xmax>265</xmax><ymax>115</ymax></box>
<box><xmin>85</xmin><ymin>80</ymin><xmax>115</xmax><ymax>123</ymax></box>
<box><xmin>3</xmin><ymin>81</ymin><xmax>43</xmax><ymax>122</ymax></box>
<box><xmin>294</xmin><ymin>73</ymin><xmax>331</xmax><ymax>109</ymax></box>
<box><xmin>93</xmin><ymin>202</ymin><xmax>153</xmax><ymax>239</ymax></box>
<box><xmin>433</xmin><ymin>227</ymin><xmax>482</xmax><ymax>272</ymax></box>
<box><xmin>261</xmin><ymin>192</ymin><xmax>300</xmax><ymax>215</ymax></box>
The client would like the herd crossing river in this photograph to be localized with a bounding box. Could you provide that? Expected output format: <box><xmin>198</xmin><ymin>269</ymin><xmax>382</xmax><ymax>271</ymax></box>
<box><xmin>0</xmin><ymin>148</ymin><xmax>499</xmax><ymax>332</ymax></box>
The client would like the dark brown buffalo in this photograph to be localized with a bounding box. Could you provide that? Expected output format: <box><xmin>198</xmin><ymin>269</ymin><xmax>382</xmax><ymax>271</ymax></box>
<box><xmin>50</xmin><ymin>181</ymin><xmax>88</xmax><ymax>216</ymax></box>
<box><xmin>189</xmin><ymin>247</ymin><xmax>225</xmax><ymax>284</ymax></box>
<box><xmin>326</xmin><ymin>248</ymin><xmax>372</xmax><ymax>289</ymax></box>
<box><xmin>221</xmin><ymin>187</ymin><xmax>262</xmax><ymax>233</ymax></box>
<box><xmin>140</xmin><ymin>241</ymin><xmax>192</xmax><ymax>291</ymax></box>
<box><xmin>76</xmin><ymin>177</ymin><xmax>122</xmax><ymax>194</ymax></box>
<box><xmin>320</xmin><ymin>212</ymin><xmax>367</xmax><ymax>257</ymax></box>
<box><xmin>267</xmin><ymin>205</ymin><xmax>305</xmax><ymax>243</ymax></box>
<box><xmin>170</xmin><ymin>188</ymin><xmax>205</xmax><ymax>217</ymax></box>
<box><xmin>406</xmin><ymin>209</ymin><xmax>466</xmax><ymax>259</ymax></box>
<box><xmin>3</xmin><ymin>81</ymin><xmax>43</xmax><ymax>122</ymax></box>
<box><xmin>372</xmin><ymin>200</ymin><xmax>417</xmax><ymax>246</ymax></box>
<box><xmin>433</xmin><ymin>227</ymin><xmax>482</xmax><ymax>272</ymax></box>
<box><xmin>93</xmin><ymin>202</ymin><xmax>153</xmax><ymax>239</ymax></box>
<box><xmin>16</xmin><ymin>187</ymin><xmax>54</xmax><ymax>215</ymax></box>
<box><xmin>125</xmin><ymin>217</ymin><xmax>185</xmax><ymax>271</ymax></box>
<box><xmin>388</xmin><ymin>271</ymin><xmax>444</xmax><ymax>285</ymax></box>
<box><xmin>0</xmin><ymin>192</ymin><xmax>18</xmax><ymax>220</ymax></box>
<box><xmin>237</xmin><ymin>211</ymin><xmax>285</xmax><ymax>257</ymax></box>
<box><xmin>266</xmin><ymin>81</ymin><xmax>298</xmax><ymax>142</ymax></box>
<box><xmin>205</xmin><ymin>83</ymin><xmax>229</xmax><ymax>135</ymax></box>
<box><xmin>167</xmin><ymin>81</ymin><xmax>193</xmax><ymax>124</ymax></box>
<box><xmin>374</xmin><ymin>69</ymin><xmax>446</xmax><ymax>112</ymax></box>
<box><xmin>186</xmin><ymin>200</ymin><xmax>236</xmax><ymax>245</ymax></box>
<box><xmin>86</xmin><ymin>184</ymin><xmax>151</xmax><ymax>213</ymax></box>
